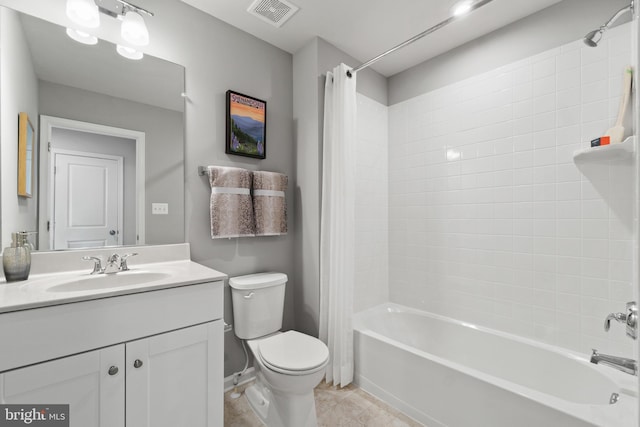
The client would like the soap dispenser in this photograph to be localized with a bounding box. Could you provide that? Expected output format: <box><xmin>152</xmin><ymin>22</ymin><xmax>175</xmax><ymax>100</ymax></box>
<box><xmin>2</xmin><ymin>231</ymin><xmax>33</xmax><ymax>282</ymax></box>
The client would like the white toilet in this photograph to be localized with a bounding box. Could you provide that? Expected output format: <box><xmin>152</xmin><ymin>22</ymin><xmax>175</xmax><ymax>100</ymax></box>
<box><xmin>229</xmin><ymin>272</ymin><xmax>329</xmax><ymax>427</ymax></box>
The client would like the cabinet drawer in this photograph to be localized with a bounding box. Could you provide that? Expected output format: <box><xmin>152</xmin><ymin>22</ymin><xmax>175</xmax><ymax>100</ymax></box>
<box><xmin>0</xmin><ymin>281</ymin><xmax>223</xmax><ymax>372</ymax></box>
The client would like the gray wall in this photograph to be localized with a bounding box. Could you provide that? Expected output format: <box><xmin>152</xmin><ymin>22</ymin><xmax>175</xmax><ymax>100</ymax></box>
<box><xmin>38</xmin><ymin>81</ymin><xmax>184</xmax><ymax>246</ymax></box>
<box><xmin>0</xmin><ymin>7</ymin><xmax>39</xmax><ymax>250</ymax></box>
<box><xmin>172</xmin><ymin>5</ymin><xmax>295</xmax><ymax>378</ymax></box>
<box><xmin>292</xmin><ymin>37</ymin><xmax>387</xmax><ymax>336</ymax></box>
<box><xmin>389</xmin><ymin>0</ymin><xmax>631</xmax><ymax>104</ymax></box>
<box><xmin>292</xmin><ymin>39</ymin><xmax>321</xmax><ymax>337</ymax></box>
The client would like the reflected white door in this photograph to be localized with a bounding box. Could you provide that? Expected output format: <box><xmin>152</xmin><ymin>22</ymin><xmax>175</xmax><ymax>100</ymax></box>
<box><xmin>52</xmin><ymin>151</ymin><xmax>123</xmax><ymax>249</ymax></box>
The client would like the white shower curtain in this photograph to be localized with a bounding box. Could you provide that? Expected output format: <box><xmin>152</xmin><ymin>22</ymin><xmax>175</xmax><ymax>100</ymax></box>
<box><xmin>319</xmin><ymin>63</ymin><xmax>357</xmax><ymax>387</ymax></box>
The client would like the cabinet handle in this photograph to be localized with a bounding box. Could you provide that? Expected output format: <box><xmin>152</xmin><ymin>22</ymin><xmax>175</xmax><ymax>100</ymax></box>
<box><xmin>108</xmin><ymin>366</ymin><xmax>119</xmax><ymax>376</ymax></box>
<box><xmin>133</xmin><ymin>359</ymin><xmax>143</xmax><ymax>368</ymax></box>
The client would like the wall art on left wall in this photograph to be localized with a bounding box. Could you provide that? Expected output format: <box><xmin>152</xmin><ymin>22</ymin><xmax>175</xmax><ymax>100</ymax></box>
<box><xmin>18</xmin><ymin>112</ymin><xmax>35</xmax><ymax>198</ymax></box>
<box><xmin>226</xmin><ymin>90</ymin><xmax>267</xmax><ymax>159</ymax></box>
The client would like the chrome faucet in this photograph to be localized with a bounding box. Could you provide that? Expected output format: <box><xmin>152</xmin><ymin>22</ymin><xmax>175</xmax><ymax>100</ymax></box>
<box><xmin>590</xmin><ymin>349</ymin><xmax>637</xmax><ymax>376</ymax></box>
<box><xmin>119</xmin><ymin>253</ymin><xmax>138</xmax><ymax>271</ymax></box>
<box><xmin>103</xmin><ymin>254</ymin><xmax>122</xmax><ymax>274</ymax></box>
<box><xmin>82</xmin><ymin>256</ymin><xmax>103</xmax><ymax>274</ymax></box>
<box><xmin>82</xmin><ymin>253</ymin><xmax>138</xmax><ymax>275</ymax></box>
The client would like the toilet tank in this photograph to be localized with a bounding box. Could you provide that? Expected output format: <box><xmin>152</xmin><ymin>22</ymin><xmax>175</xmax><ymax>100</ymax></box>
<box><xmin>229</xmin><ymin>272</ymin><xmax>287</xmax><ymax>339</ymax></box>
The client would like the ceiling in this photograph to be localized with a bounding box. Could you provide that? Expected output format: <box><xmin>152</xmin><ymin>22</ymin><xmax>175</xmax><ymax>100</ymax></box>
<box><xmin>180</xmin><ymin>0</ymin><xmax>564</xmax><ymax>77</ymax></box>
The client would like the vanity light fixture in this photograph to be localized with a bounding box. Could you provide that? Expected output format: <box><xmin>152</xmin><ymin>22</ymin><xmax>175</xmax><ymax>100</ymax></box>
<box><xmin>121</xmin><ymin>10</ymin><xmax>149</xmax><ymax>46</ymax></box>
<box><xmin>65</xmin><ymin>28</ymin><xmax>99</xmax><ymax>45</ymax></box>
<box><xmin>65</xmin><ymin>0</ymin><xmax>153</xmax><ymax>59</ymax></box>
<box><xmin>116</xmin><ymin>44</ymin><xmax>144</xmax><ymax>60</ymax></box>
<box><xmin>66</xmin><ymin>0</ymin><xmax>100</xmax><ymax>28</ymax></box>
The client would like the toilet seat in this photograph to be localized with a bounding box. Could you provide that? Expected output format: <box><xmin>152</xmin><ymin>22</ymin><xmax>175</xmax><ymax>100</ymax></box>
<box><xmin>257</xmin><ymin>331</ymin><xmax>329</xmax><ymax>376</ymax></box>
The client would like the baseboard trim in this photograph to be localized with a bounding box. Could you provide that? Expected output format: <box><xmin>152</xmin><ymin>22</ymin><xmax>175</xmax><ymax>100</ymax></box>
<box><xmin>224</xmin><ymin>367</ymin><xmax>256</xmax><ymax>392</ymax></box>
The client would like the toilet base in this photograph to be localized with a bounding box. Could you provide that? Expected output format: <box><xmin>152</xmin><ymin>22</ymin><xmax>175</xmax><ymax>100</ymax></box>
<box><xmin>245</xmin><ymin>376</ymin><xmax>319</xmax><ymax>427</ymax></box>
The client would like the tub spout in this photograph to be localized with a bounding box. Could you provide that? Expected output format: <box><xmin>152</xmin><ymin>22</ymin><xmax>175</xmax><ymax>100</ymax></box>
<box><xmin>590</xmin><ymin>349</ymin><xmax>637</xmax><ymax>376</ymax></box>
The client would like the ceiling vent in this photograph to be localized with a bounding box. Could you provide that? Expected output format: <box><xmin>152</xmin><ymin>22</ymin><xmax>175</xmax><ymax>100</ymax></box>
<box><xmin>247</xmin><ymin>0</ymin><xmax>299</xmax><ymax>28</ymax></box>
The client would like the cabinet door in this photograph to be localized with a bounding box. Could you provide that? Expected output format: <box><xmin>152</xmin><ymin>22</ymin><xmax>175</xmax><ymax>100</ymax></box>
<box><xmin>0</xmin><ymin>345</ymin><xmax>125</xmax><ymax>427</ymax></box>
<box><xmin>126</xmin><ymin>321</ymin><xmax>223</xmax><ymax>427</ymax></box>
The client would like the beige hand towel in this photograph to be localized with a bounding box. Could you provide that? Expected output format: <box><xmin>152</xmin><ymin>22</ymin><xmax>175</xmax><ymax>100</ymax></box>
<box><xmin>208</xmin><ymin>166</ymin><xmax>255</xmax><ymax>238</ymax></box>
<box><xmin>253</xmin><ymin>171</ymin><xmax>287</xmax><ymax>236</ymax></box>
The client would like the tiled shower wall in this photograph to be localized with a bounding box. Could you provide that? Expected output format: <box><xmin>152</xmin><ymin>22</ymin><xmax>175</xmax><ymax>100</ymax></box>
<box><xmin>388</xmin><ymin>23</ymin><xmax>636</xmax><ymax>356</ymax></box>
<box><xmin>354</xmin><ymin>93</ymin><xmax>389</xmax><ymax>313</ymax></box>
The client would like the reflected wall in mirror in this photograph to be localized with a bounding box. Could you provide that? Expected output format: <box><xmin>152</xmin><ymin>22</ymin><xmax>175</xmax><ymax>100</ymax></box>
<box><xmin>0</xmin><ymin>7</ymin><xmax>186</xmax><ymax>251</ymax></box>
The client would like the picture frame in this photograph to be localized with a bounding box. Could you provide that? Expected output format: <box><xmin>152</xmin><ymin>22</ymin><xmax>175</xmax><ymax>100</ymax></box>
<box><xmin>226</xmin><ymin>90</ymin><xmax>266</xmax><ymax>159</ymax></box>
<box><xmin>18</xmin><ymin>112</ymin><xmax>35</xmax><ymax>198</ymax></box>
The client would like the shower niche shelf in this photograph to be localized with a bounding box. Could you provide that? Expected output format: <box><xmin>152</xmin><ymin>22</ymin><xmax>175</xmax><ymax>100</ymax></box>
<box><xmin>573</xmin><ymin>136</ymin><xmax>635</xmax><ymax>162</ymax></box>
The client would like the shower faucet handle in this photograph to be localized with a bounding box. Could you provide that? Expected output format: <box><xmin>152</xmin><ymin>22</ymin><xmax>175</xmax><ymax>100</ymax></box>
<box><xmin>604</xmin><ymin>312</ymin><xmax>626</xmax><ymax>331</ymax></box>
<box><xmin>604</xmin><ymin>301</ymin><xmax>637</xmax><ymax>340</ymax></box>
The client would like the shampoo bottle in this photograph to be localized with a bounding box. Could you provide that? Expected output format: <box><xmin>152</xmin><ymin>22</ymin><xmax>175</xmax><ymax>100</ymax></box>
<box><xmin>2</xmin><ymin>231</ymin><xmax>33</xmax><ymax>282</ymax></box>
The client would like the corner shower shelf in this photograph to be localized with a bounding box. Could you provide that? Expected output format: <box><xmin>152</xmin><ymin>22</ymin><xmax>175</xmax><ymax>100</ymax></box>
<box><xmin>573</xmin><ymin>136</ymin><xmax>635</xmax><ymax>162</ymax></box>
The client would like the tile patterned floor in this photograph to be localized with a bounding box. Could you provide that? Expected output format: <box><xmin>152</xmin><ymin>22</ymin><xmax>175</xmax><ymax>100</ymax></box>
<box><xmin>224</xmin><ymin>380</ymin><xmax>424</xmax><ymax>426</ymax></box>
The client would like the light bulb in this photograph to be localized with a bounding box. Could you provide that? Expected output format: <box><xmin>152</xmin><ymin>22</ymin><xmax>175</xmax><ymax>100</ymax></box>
<box><xmin>121</xmin><ymin>11</ymin><xmax>149</xmax><ymax>47</ymax></box>
<box><xmin>117</xmin><ymin>44</ymin><xmax>144</xmax><ymax>60</ymax></box>
<box><xmin>452</xmin><ymin>0</ymin><xmax>473</xmax><ymax>16</ymax></box>
<box><xmin>66</xmin><ymin>0</ymin><xmax>100</xmax><ymax>29</ymax></box>
<box><xmin>66</xmin><ymin>28</ymin><xmax>98</xmax><ymax>45</ymax></box>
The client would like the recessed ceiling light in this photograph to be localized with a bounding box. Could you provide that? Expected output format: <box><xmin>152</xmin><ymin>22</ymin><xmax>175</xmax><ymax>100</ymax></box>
<box><xmin>452</xmin><ymin>0</ymin><xmax>473</xmax><ymax>16</ymax></box>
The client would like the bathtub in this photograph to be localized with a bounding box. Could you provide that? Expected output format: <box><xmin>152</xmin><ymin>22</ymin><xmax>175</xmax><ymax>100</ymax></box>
<box><xmin>353</xmin><ymin>303</ymin><xmax>638</xmax><ymax>427</ymax></box>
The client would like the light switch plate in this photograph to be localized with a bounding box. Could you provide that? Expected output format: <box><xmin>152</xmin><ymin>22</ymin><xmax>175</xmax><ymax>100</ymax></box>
<box><xmin>152</xmin><ymin>203</ymin><xmax>169</xmax><ymax>215</ymax></box>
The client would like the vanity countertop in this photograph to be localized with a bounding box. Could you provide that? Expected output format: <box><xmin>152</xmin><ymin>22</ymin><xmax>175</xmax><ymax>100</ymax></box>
<box><xmin>0</xmin><ymin>259</ymin><xmax>226</xmax><ymax>314</ymax></box>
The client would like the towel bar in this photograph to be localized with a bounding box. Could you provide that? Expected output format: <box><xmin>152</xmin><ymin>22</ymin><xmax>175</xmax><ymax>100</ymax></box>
<box><xmin>198</xmin><ymin>166</ymin><xmax>209</xmax><ymax>176</ymax></box>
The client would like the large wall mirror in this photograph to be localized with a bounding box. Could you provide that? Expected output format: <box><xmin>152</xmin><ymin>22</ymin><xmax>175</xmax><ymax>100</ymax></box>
<box><xmin>0</xmin><ymin>7</ymin><xmax>185</xmax><ymax>251</ymax></box>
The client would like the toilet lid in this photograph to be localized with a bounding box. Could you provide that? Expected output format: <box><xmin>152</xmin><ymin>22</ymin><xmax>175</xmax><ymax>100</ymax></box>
<box><xmin>258</xmin><ymin>331</ymin><xmax>329</xmax><ymax>373</ymax></box>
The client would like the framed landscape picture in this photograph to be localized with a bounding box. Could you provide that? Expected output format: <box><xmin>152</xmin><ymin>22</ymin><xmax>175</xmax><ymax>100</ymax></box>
<box><xmin>226</xmin><ymin>90</ymin><xmax>267</xmax><ymax>159</ymax></box>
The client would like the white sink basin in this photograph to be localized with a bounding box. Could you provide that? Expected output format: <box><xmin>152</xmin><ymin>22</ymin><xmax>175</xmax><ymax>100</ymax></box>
<box><xmin>47</xmin><ymin>271</ymin><xmax>171</xmax><ymax>293</ymax></box>
<box><xmin>0</xmin><ymin>248</ymin><xmax>227</xmax><ymax>315</ymax></box>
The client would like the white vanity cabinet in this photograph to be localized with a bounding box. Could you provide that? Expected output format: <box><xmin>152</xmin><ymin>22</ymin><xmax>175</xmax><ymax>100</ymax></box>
<box><xmin>126</xmin><ymin>321</ymin><xmax>222</xmax><ymax>427</ymax></box>
<box><xmin>0</xmin><ymin>276</ymin><xmax>225</xmax><ymax>427</ymax></box>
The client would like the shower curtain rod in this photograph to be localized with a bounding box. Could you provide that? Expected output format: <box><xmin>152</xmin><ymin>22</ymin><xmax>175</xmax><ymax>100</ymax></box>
<box><xmin>346</xmin><ymin>0</ymin><xmax>495</xmax><ymax>78</ymax></box>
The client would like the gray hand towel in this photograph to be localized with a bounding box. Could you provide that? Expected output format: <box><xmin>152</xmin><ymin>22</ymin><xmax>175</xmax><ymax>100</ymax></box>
<box><xmin>253</xmin><ymin>171</ymin><xmax>287</xmax><ymax>236</ymax></box>
<box><xmin>208</xmin><ymin>166</ymin><xmax>255</xmax><ymax>238</ymax></box>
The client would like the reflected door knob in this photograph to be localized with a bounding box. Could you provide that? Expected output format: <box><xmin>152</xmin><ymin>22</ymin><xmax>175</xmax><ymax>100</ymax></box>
<box><xmin>133</xmin><ymin>359</ymin><xmax>143</xmax><ymax>368</ymax></box>
<box><xmin>109</xmin><ymin>230</ymin><xmax>116</xmax><ymax>236</ymax></box>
